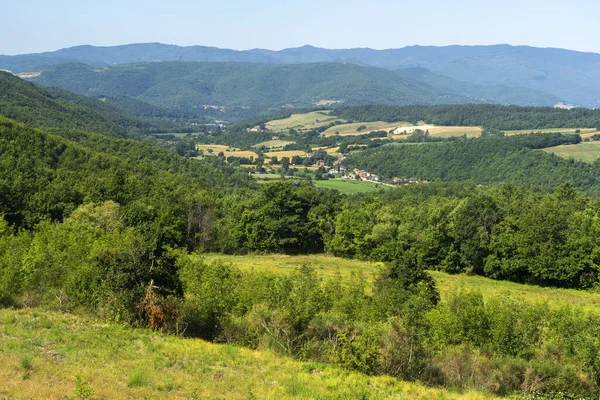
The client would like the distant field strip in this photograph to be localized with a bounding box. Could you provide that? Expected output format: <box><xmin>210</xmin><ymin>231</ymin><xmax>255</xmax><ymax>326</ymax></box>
<box><xmin>196</xmin><ymin>144</ymin><xmax>258</xmax><ymax>158</ymax></box>
<box><xmin>322</xmin><ymin>121</ymin><xmax>410</xmax><ymax>136</ymax></box>
<box><xmin>266</xmin><ymin>111</ymin><xmax>342</xmax><ymax>132</ymax></box>
<box><xmin>313</xmin><ymin>179</ymin><xmax>390</xmax><ymax>194</ymax></box>
<box><xmin>543</xmin><ymin>141</ymin><xmax>600</xmax><ymax>163</ymax></box>
<box><xmin>253</xmin><ymin>139</ymin><xmax>295</xmax><ymax>149</ymax></box>
<box><xmin>504</xmin><ymin>128</ymin><xmax>596</xmax><ymax>136</ymax></box>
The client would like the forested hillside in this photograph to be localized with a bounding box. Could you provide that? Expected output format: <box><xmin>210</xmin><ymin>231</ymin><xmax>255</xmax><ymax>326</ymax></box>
<box><xmin>335</xmin><ymin>104</ymin><xmax>600</xmax><ymax>130</ymax></box>
<box><xmin>5</xmin><ymin>42</ymin><xmax>600</xmax><ymax>106</ymax></box>
<box><xmin>345</xmin><ymin>133</ymin><xmax>600</xmax><ymax>193</ymax></box>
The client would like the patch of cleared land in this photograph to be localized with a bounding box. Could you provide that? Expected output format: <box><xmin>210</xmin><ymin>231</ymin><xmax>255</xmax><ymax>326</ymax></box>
<box><xmin>504</xmin><ymin>128</ymin><xmax>597</xmax><ymax>136</ymax></box>
<box><xmin>543</xmin><ymin>141</ymin><xmax>600</xmax><ymax>163</ymax></box>
<box><xmin>0</xmin><ymin>308</ymin><xmax>490</xmax><ymax>400</ymax></box>
<box><xmin>314</xmin><ymin>179</ymin><xmax>390</xmax><ymax>194</ymax></box>
<box><xmin>427</xmin><ymin>126</ymin><xmax>482</xmax><ymax>138</ymax></box>
<box><xmin>253</xmin><ymin>139</ymin><xmax>295</xmax><ymax>149</ymax></box>
<box><xmin>322</xmin><ymin>121</ymin><xmax>410</xmax><ymax>136</ymax></box>
<box><xmin>201</xmin><ymin>253</ymin><xmax>600</xmax><ymax>314</ymax></box>
<box><xmin>265</xmin><ymin>150</ymin><xmax>307</xmax><ymax>158</ymax></box>
<box><xmin>266</xmin><ymin>111</ymin><xmax>343</xmax><ymax>132</ymax></box>
<box><xmin>196</xmin><ymin>144</ymin><xmax>258</xmax><ymax>158</ymax></box>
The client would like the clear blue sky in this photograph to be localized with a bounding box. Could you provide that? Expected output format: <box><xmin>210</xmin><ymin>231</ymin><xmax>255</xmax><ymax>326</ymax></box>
<box><xmin>3</xmin><ymin>0</ymin><xmax>600</xmax><ymax>55</ymax></box>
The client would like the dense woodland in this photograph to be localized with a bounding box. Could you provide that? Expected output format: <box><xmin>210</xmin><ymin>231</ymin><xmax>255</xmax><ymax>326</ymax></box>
<box><xmin>345</xmin><ymin>133</ymin><xmax>600</xmax><ymax>194</ymax></box>
<box><xmin>336</xmin><ymin>104</ymin><xmax>600</xmax><ymax>131</ymax></box>
<box><xmin>5</xmin><ymin>75</ymin><xmax>600</xmax><ymax>397</ymax></box>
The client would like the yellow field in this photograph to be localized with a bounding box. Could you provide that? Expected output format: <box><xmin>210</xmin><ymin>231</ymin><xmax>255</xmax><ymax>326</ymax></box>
<box><xmin>427</xmin><ymin>126</ymin><xmax>482</xmax><ymax>138</ymax></box>
<box><xmin>201</xmin><ymin>253</ymin><xmax>600</xmax><ymax>314</ymax></box>
<box><xmin>543</xmin><ymin>141</ymin><xmax>600</xmax><ymax>163</ymax></box>
<box><xmin>580</xmin><ymin>131</ymin><xmax>600</xmax><ymax>139</ymax></box>
<box><xmin>265</xmin><ymin>150</ymin><xmax>307</xmax><ymax>158</ymax></box>
<box><xmin>504</xmin><ymin>128</ymin><xmax>597</xmax><ymax>136</ymax></box>
<box><xmin>266</xmin><ymin>111</ymin><xmax>343</xmax><ymax>132</ymax></box>
<box><xmin>322</xmin><ymin>121</ymin><xmax>409</xmax><ymax>136</ymax></box>
<box><xmin>253</xmin><ymin>139</ymin><xmax>295</xmax><ymax>149</ymax></box>
<box><xmin>0</xmin><ymin>309</ymin><xmax>491</xmax><ymax>400</ymax></box>
<box><xmin>196</xmin><ymin>144</ymin><xmax>258</xmax><ymax>158</ymax></box>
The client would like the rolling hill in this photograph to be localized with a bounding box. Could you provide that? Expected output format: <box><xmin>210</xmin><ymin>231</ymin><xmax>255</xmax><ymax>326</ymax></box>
<box><xmin>22</xmin><ymin>62</ymin><xmax>560</xmax><ymax>118</ymax></box>
<box><xmin>3</xmin><ymin>42</ymin><xmax>600</xmax><ymax>106</ymax></box>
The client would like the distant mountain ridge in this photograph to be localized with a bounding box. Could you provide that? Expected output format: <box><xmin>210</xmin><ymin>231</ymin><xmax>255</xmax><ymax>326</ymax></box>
<box><xmin>22</xmin><ymin>62</ymin><xmax>561</xmax><ymax>118</ymax></box>
<box><xmin>2</xmin><ymin>42</ymin><xmax>600</xmax><ymax>107</ymax></box>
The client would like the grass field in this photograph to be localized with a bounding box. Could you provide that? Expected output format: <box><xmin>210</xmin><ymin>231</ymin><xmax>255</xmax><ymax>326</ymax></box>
<box><xmin>504</xmin><ymin>128</ymin><xmax>597</xmax><ymax>136</ymax></box>
<box><xmin>322</xmin><ymin>121</ymin><xmax>408</xmax><ymax>136</ymax></box>
<box><xmin>201</xmin><ymin>253</ymin><xmax>600</xmax><ymax>314</ymax></box>
<box><xmin>266</xmin><ymin>111</ymin><xmax>343</xmax><ymax>132</ymax></box>
<box><xmin>196</xmin><ymin>144</ymin><xmax>258</xmax><ymax>158</ymax></box>
<box><xmin>265</xmin><ymin>150</ymin><xmax>307</xmax><ymax>158</ymax></box>
<box><xmin>0</xmin><ymin>308</ymin><xmax>491</xmax><ymax>400</ymax></box>
<box><xmin>543</xmin><ymin>141</ymin><xmax>600</xmax><ymax>163</ymax></box>
<box><xmin>253</xmin><ymin>139</ymin><xmax>295</xmax><ymax>149</ymax></box>
<box><xmin>313</xmin><ymin>179</ymin><xmax>390</xmax><ymax>194</ymax></box>
<box><xmin>426</xmin><ymin>126</ymin><xmax>482</xmax><ymax>138</ymax></box>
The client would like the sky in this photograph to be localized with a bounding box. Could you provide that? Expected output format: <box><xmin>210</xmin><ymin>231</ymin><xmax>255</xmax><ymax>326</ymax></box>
<box><xmin>3</xmin><ymin>0</ymin><xmax>600</xmax><ymax>55</ymax></box>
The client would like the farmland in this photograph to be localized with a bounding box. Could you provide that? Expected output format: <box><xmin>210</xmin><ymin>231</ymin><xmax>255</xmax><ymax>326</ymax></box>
<box><xmin>253</xmin><ymin>139</ymin><xmax>295</xmax><ymax>149</ymax></box>
<box><xmin>0</xmin><ymin>308</ymin><xmax>490</xmax><ymax>400</ymax></box>
<box><xmin>195</xmin><ymin>144</ymin><xmax>257</xmax><ymax>158</ymax></box>
<box><xmin>266</xmin><ymin>111</ymin><xmax>343</xmax><ymax>132</ymax></box>
<box><xmin>313</xmin><ymin>178</ymin><xmax>390</xmax><ymax>194</ymax></box>
<box><xmin>543</xmin><ymin>140</ymin><xmax>600</xmax><ymax>163</ymax></box>
<box><xmin>504</xmin><ymin>127</ymin><xmax>597</xmax><ymax>136</ymax></box>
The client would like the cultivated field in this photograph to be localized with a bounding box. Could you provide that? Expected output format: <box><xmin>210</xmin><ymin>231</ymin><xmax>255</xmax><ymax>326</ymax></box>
<box><xmin>266</xmin><ymin>111</ymin><xmax>343</xmax><ymax>132</ymax></box>
<box><xmin>196</xmin><ymin>144</ymin><xmax>258</xmax><ymax>158</ymax></box>
<box><xmin>543</xmin><ymin>141</ymin><xmax>600</xmax><ymax>163</ymax></box>
<box><xmin>201</xmin><ymin>254</ymin><xmax>600</xmax><ymax>314</ymax></box>
<box><xmin>322</xmin><ymin>121</ymin><xmax>409</xmax><ymax>136</ymax></box>
<box><xmin>265</xmin><ymin>150</ymin><xmax>307</xmax><ymax>158</ymax></box>
<box><xmin>504</xmin><ymin>128</ymin><xmax>597</xmax><ymax>136</ymax></box>
<box><xmin>314</xmin><ymin>179</ymin><xmax>390</xmax><ymax>194</ymax></box>
<box><xmin>0</xmin><ymin>309</ymin><xmax>491</xmax><ymax>400</ymax></box>
<box><xmin>253</xmin><ymin>139</ymin><xmax>295</xmax><ymax>149</ymax></box>
<box><xmin>426</xmin><ymin>126</ymin><xmax>482</xmax><ymax>138</ymax></box>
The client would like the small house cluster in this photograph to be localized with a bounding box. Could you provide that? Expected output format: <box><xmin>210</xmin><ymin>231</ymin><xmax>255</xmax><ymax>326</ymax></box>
<box><xmin>341</xmin><ymin>168</ymin><xmax>380</xmax><ymax>182</ymax></box>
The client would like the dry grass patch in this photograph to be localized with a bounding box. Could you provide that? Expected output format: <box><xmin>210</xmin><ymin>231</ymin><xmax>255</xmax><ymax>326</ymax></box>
<box><xmin>196</xmin><ymin>144</ymin><xmax>258</xmax><ymax>158</ymax></box>
<box><xmin>265</xmin><ymin>150</ymin><xmax>307</xmax><ymax>158</ymax></box>
<box><xmin>0</xmin><ymin>308</ymin><xmax>492</xmax><ymax>399</ymax></box>
<box><xmin>266</xmin><ymin>111</ymin><xmax>342</xmax><ymax>132</ymax></box>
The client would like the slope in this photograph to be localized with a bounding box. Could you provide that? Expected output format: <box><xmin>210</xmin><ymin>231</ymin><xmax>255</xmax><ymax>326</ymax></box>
<box><xmin>3</xmin><ymin>42</ymin><xmax>599</xmax><ymax>105</ymax></box>
<box><xmin>24</xmin><ymin>62</ymin><xmax>559</xmax><ymax>117</ymax></box>
<box><xmin>0</xmin><ymin>308</ymin><xmax>490</xmax><ymax>400</ymax></box>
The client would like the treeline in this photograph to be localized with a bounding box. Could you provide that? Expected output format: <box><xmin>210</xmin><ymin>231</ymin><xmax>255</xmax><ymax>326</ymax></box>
<box><xmin>345</xmin><ymin>133</ymin><xmax>600</xmax><ymax>194</ymax></box>
<box><xmin>335</xmin><ymin>104</ymin><xmax>600</xmax><ymax>130</ymax></box>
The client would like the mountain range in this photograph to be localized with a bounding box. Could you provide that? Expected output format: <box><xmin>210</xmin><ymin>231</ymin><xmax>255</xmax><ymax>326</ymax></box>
<box><xmin>2</xmin><ymin>43</ymin><xmax>600</xmax><ymax>114</ymax></box>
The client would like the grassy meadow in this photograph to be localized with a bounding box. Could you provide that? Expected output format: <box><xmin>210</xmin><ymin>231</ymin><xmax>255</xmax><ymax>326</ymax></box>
<box><xmin>313</xmin><ymin>179</ymin><xmax>391</xmax><ymax>194</ymax></box>
<box><xmin>266</xmin><ymin>111</ymin><xmax>342</xmax><ymax>132</ymax></box>
<box><xmin>504</xmin><ymin>127</ymin><xmax>597</xmax><ymax>136</ymax></box>
<box><xmin>201</xmin><ymin>253</ymin><xmax>600</xmax><ymax>314</ymax></box>
<box><xmin>543</xmin><ymin>140</ymin><xmax>600</xmax><ymax>163</ymax></box>
<box><xmin>322</xmin><ymin>121</ymin><xmax>408</xmax><ymax>136</ymax></box>
<box><xmin>196</xmin><ymin>144</ymin><xmax>258</xmax><ymax>158</ymax></box>
<box><xmin>253</xmin><ymin>139</ymin><xmax>296</xmax><ymax>149</ymax></box>
<box><xmin>0</xmin><ymin>308</ymin><xmax>492</xmax><ymax>400</ymax></box>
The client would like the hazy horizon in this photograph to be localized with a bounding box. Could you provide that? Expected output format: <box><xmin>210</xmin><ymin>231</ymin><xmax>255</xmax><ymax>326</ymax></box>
<box><xmin>3</xmin><ymin>0</ymin><xmax>599</xmax><ymax>55</ymax></box>
<box><xmin>5</xmin><ymin>41</ymin><xmax>600</xmax><ymax>57</ymax></box>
